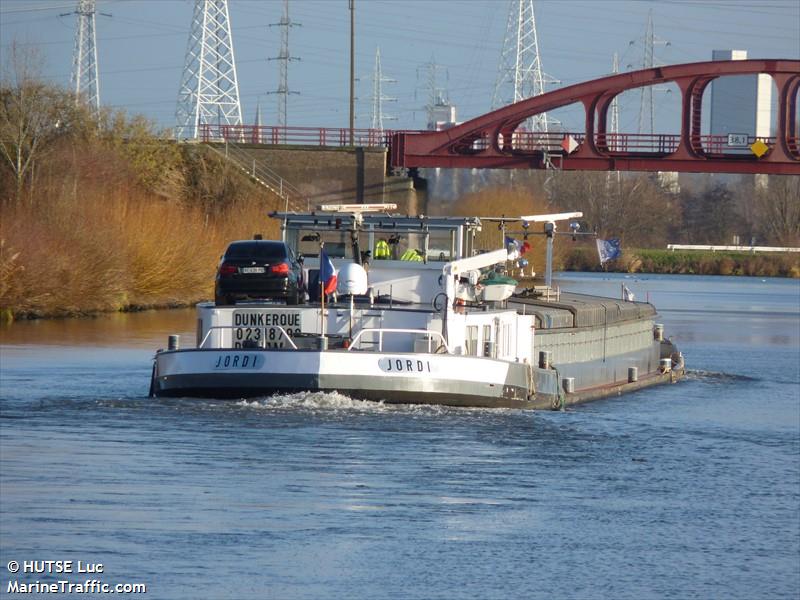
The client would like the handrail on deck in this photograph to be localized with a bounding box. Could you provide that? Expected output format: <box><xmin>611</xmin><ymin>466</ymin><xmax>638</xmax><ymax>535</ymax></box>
<box><xmin>347</xmin><ymin>328</ymin><xmax>450</xmax><ymax>354</ymax></box>
<box><xmin>199</xmin><ymin>325</ymin><xmax>299</xmax><ymax>350</ymax></box>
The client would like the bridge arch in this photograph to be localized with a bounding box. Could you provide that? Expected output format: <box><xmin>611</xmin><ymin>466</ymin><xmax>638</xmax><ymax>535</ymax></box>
<box><xmin>390</xmin><ymin>60</ymin><xmax>800</xmax><ymax>175</ymax></box>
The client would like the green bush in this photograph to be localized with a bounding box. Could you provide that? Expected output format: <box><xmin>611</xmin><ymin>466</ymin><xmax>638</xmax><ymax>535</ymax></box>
<box><xmin>561</xmin><ymin>247</ymin><xmax>799</xmax><ymax>278</ymax></box>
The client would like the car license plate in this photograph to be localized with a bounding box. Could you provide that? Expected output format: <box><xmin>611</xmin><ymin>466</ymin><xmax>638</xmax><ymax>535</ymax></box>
<box><xmin>240</xmin><ymin>266</ymin><xmax>266</xmax><ymax>274</ymax></box>
<box><xmin>232</xmin><ymin>309</ymin><xmax>303</xmax><ymax>349</ymax></box>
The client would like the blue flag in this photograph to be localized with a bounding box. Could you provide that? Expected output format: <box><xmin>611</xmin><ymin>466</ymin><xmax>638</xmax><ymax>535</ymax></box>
<box><xmin>596</xmin><ymin>238</ymin><xmax>622</xmax><ymax>264</ymax></box>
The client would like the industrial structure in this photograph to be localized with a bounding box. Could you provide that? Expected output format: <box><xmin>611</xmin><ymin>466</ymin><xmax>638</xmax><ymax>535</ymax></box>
<box><xmin>369</xmin><ymin>48</ymin><xmax>396</xmax><ymax>138</ymax></box>
<box><xmin>175</xmin><ymin>0</ymin><xmax>243</xmax><ymax>140</ymax></box>
<box><xmin>69</xmin><ymin>0</ymin><xmax>100</xmax><ymax>111</ymax></box>
<box><xmin>268</xmin><ymin>0</ymin><xmax>300</xmax><ymax>131</ymax></box>
<box><xmin>491</xmin><ymin>0</ymin><xmax>556</xmax><ymax>134</ymax></box>
<box><xmin>710</xmin><ymin>50</ymin><xmax>773</xmax><ymax>142</ymax></box>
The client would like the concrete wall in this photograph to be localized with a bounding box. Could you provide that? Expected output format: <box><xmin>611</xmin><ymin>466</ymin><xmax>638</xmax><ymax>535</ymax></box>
<box><xmin>226</xmin><ymin>144</ymin><xmax>422</xmax><ymax>214</ymax></box>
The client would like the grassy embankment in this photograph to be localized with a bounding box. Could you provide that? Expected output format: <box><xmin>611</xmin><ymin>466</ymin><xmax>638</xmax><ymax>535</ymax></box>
<box><xmin>561</xmin><ymin>247</ymin><xmax>800</xmax><ymax>277</ymax></box>
<box><xmin>1</xmin><ymin>190</ymin><xmax>278</xmax><ymax>321</ymax></box>
<box><xmin>1</xmin><ymin>144</ymin><xmax>282</xmax><ymax>321</ymax></box>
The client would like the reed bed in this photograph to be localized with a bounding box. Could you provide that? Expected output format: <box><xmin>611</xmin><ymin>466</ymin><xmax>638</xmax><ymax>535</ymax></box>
<box><xmin>0</xmin><ymin>185</ymin><xmax>279</xmax><ymax>320</ymax></box>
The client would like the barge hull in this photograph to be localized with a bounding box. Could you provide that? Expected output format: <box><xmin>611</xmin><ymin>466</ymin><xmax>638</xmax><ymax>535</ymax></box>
<box><xmin>153</xmin><ymin>349</ymin><xmax>535</xmax><ymax>408</ymax></box>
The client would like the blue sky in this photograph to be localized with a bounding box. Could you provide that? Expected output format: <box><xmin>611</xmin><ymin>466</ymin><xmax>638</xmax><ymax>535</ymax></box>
<box><xmin>2</xmin><ymin>0</ymin><xmax>798</xmax><ymax>134</ymax></box>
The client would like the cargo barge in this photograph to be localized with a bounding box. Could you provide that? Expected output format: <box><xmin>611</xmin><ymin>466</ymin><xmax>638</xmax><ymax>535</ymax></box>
<box><xmin>150</xmin><ymin>206</ymin><xmax>684</xmax><ymax>409</ymax></box>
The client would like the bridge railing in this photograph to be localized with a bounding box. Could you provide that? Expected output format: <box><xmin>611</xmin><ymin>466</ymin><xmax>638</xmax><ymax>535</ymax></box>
<box><xmin>199</xmin><ymin>124</ymin><xmax>403</xmax><ymax>147</ymax></box>
<box><xmin>199</xmin><ymin>124</ymin><xmax>785</xmax><ymax>160</ymax></box>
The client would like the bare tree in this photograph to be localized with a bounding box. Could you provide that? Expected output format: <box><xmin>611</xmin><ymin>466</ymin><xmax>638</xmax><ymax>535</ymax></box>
<box><xmin>753</xmin><ymin>176</ymin><xmax>800</xmax><ymax>246</ymax></box>
<box><xmin>0</xmin><ymin>42</ymin><xmax>79</xmax><ymax>202</ymax></box>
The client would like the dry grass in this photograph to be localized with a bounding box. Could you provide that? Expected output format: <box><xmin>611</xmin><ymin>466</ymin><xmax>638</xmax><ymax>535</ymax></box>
<box><xmin>0</xmin><ymin>184</ymin><xmax>280</xmax><ymax>320</ymax></box>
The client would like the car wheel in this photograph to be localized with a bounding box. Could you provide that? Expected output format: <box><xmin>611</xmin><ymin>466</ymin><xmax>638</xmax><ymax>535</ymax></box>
<box><xmin>287</xmin><ymin>289</ymin><xmax>299</xmax><ymax>305</ymax></box>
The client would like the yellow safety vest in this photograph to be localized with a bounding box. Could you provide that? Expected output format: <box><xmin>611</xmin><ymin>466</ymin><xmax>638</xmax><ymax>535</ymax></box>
<box><xmin>400</xmin><ymin>249</ymin><xmax>423</xmax><ymax>262</ymax></box>
<box><xmin>374</xmin><ymin>240</ymin><xmax>391</xmax><ymax>259</ymax></box>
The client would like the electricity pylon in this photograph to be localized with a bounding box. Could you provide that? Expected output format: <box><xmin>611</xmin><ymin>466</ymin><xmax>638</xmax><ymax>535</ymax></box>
<box><xmin>268</xmin><ymin>0</ymin><xmax>300</xmax><ymax>130</ymax></box>
<box><xmin>175</xmin><ymin>0</ymin><xmax>243</xmax><ymax>140</ymax></box>
<box><xmin>632</xmin><ymin>10</ymin><xmax>669</xmax><ymax>135</ymax></box>
<box><xmin>69</xmin><ymin>0</ymin><xmax>100</xmax><ymax>111</ymax></box>
<box><xmin>370</xmin><ymin>47</ymin><xmax>396</xmax><ymax>136</ymax></box>
<box><xmin>491</xmin><ymin>0</ymin><xmax>557</xmax><ymax>133</ymax></box>
<box><xmin>610</xmin><ymin>53</ymin><xmax>620</xmax><ymax>146</ymax></box>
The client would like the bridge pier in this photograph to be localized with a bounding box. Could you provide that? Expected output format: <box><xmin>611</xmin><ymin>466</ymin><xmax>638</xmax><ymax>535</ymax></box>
<box><xmin>224</xmin><ymin>144</ymin><xmax>422</xmax><ymax>213</ymax></box>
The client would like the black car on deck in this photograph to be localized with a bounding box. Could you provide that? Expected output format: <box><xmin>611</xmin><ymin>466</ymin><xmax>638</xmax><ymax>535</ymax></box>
<box><xmin>215</xmin><ymin>240</ymin><xmax>304</xmax><ymax>306</ymax></box>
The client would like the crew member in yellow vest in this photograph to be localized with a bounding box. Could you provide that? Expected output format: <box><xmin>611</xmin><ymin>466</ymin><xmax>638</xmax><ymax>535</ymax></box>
<box><xmin>400</xmin><ymin>248</ymin><xmax>423</xmax><ymax>262</ymax></box>
<box><xmin>374</xmin><ymin>239</ymin><xmax>391</xmax><ymax>259</ymax></box>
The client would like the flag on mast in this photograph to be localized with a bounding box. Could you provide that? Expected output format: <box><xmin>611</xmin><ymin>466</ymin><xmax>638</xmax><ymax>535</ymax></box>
<box><xmin>596</xmin><ymin>238</ymin><xmax>622</xmax><ymax>264</ymax></box>
<box><xmin>320</xmin><ymin>248</ymin><xmax>338</xmax><ymax>295</ymax></box>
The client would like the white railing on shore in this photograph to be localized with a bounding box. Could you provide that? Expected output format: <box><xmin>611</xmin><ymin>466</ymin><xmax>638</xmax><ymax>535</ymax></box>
<box><xmin>667</xmin><ymin>244</ymin><xmax>800</xmax><ymax>254</ymax></box>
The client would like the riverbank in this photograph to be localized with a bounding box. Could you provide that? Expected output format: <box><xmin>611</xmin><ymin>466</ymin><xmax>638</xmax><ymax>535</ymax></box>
<box><xmin>0</xmin><ymin>191</ymin><xmax>280</xmax><ymax>323</ymax></box>
<box><xmin>561</xmin><ymin>247</ymin><xmax>800</xmax><ymax>278</ymax></box>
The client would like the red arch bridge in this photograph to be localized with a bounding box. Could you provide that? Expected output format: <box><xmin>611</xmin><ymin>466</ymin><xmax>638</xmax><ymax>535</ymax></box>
<box><xmin>200</xmin><ymin>59</ymin><xmax>800</xmax><ymax>176</ymax></box>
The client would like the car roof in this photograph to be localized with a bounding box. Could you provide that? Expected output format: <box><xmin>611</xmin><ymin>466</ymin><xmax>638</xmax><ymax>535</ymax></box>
<box><xmin>224</xmin><ymin>240</ymin><xmax>289</xmax><ymax>259</ymax></box>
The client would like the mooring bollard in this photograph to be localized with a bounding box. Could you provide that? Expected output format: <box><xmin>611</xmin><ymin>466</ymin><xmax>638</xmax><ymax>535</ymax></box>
<box><xmin>539</xmin><ymin>350</ymin><xmax>551</xmax><ymax>369</ymax></box>
<box><xmin>628</xmin><ymin>366</ymin><xmax>638</xmax><ymax>383</ymax></box>
<box><xmin>654</xmin><ymin>324</ymin><xmax>664</xmax><ymax>341</ymax></box>
<box><xmin>562</xmin><ymin>377</ymin><xmax>575</xmax><ymax>394</ymax></box>
<box><xmin>168</xmin><ymin>335</ymin><xmax>180</xmax><ymax>351</ymax></box>
<box><xmin>660</xmin><ymin>358</ymin><xmax>671</xmax><ymax>373</ymax></box>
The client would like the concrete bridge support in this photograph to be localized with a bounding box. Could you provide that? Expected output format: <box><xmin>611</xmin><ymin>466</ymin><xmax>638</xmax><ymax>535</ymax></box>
<box><xmin>227</xmin><ymin>144</ymin><xmax>423</xmax><ymax>214</ymax></box>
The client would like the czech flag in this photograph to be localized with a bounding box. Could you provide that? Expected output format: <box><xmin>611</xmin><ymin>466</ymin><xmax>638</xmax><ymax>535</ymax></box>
<box><xmin>320</xmin><ymin>248</ymin><xmax>338</xmax><ymax>295</ymax></box>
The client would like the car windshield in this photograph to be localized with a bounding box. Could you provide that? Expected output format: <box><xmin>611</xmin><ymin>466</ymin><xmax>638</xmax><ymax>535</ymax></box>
<box><xmin>225</xmin><ymin>242</ymin><xmax>287</xmax><ymax>260</ymax></box>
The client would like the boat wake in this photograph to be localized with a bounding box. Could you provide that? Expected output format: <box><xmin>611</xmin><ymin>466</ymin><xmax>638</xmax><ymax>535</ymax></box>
<box><xmin>234</xmin><ymin>392</ymin><xmax>523</xmax><ymax>417</ymax></box>
<box><xmin>685</xmin><ymin>369</ymin><xmax>759</xmax><ymax>383</ymax></box>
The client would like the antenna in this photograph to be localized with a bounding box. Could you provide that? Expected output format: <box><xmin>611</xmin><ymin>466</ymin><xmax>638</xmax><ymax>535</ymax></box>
<box><xmin>491</xmin><ymin>0</ymin><xmax>558</xmax><ymax>133</ymax></box>
<box><xmin>253</xmin><ymin>100</ymin><xmax>263</xmax><ymax>143</ymax></box>
<box><xmin>521</xmin><ymin>211</ymin><xmax>583</xmax><ymax>289</ymax></box>
<box><xmin>268</xmin><ymin>0</ymin><xmax>300</xmax><ymax>131</ymax></box>
<box><xmin>369</xmin><ymin>47</ymin><xmax>396</xmax><ymax>136</ymax></box>
<box><xmin>66</xmin><ymin>0</ymin><xmax>107</xmax><ymax>111</ymax></box>
<box><xmin>175</xmin><ymin>0</ymin><xmax>243</xmax><ymax>140</ymax></box>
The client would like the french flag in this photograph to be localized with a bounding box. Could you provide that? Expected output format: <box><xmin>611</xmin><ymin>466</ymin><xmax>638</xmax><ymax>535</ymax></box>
<box><xmin>320</xmin><ymin>248</ymin><xmax>338</xmax><ymax>295</ymax></box>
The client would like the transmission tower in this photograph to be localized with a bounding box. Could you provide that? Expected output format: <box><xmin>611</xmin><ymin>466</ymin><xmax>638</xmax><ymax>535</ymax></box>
<box><xmin>175</xmin><ymin>0</ymin><xmax>243</xmax><ymax>140</ymax></box>
<box><xmin>268</xmin><ymin>0</ymin><xmax>300</xmax><ymax>130</ymax></box>
<box><xmin>491</xmin><ymin>0</ymin><xmax>557</xmax><ymax>132</ymax></box>
<box><xmin>633</xmin><ymin>10</ymin><xmax>669</xmax><ymax>135</ymax></box>
<box><xmin>370</xmin><ymin>47</ymin><xmax>396</xmax><ymax>135</ymax></box>
<box><xmin>606</xmin><ymin>53</ymin><xmax>622</xmax><ymax>190</ymax></box>
<box><xmin>417</xmin><ymin>57</ymin><xmax>449</xmax><ymax>129</ymax></box>
<box><xmin>610</xmin><ymin>53</ymin><xmax>620</xmax><ymax>145</ymax></box>
<box><xmin>69</xmin><ymin>0</ymin><xmax>101</xmax><ymax>111</ymax></box>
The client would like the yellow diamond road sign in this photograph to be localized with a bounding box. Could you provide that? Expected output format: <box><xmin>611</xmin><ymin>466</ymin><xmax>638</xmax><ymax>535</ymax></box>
<box><xmin>750</xmin><ymin>140</ymin><xmax>769</xmax><ymax>158</ymax></box>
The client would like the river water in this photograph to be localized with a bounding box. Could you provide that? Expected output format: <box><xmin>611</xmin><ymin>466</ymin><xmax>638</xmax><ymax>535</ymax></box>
<box><xmin>1</xmin><ymin>274</ymin><xmax>798</xmax><ymax>599</ymax></box>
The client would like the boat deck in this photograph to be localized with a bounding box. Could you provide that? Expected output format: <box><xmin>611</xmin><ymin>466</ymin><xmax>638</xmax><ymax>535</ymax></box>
<box><xmin>509</xmin><ymin>291</ymin><xmax>657</xmax><ymax>329</ymax></box>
